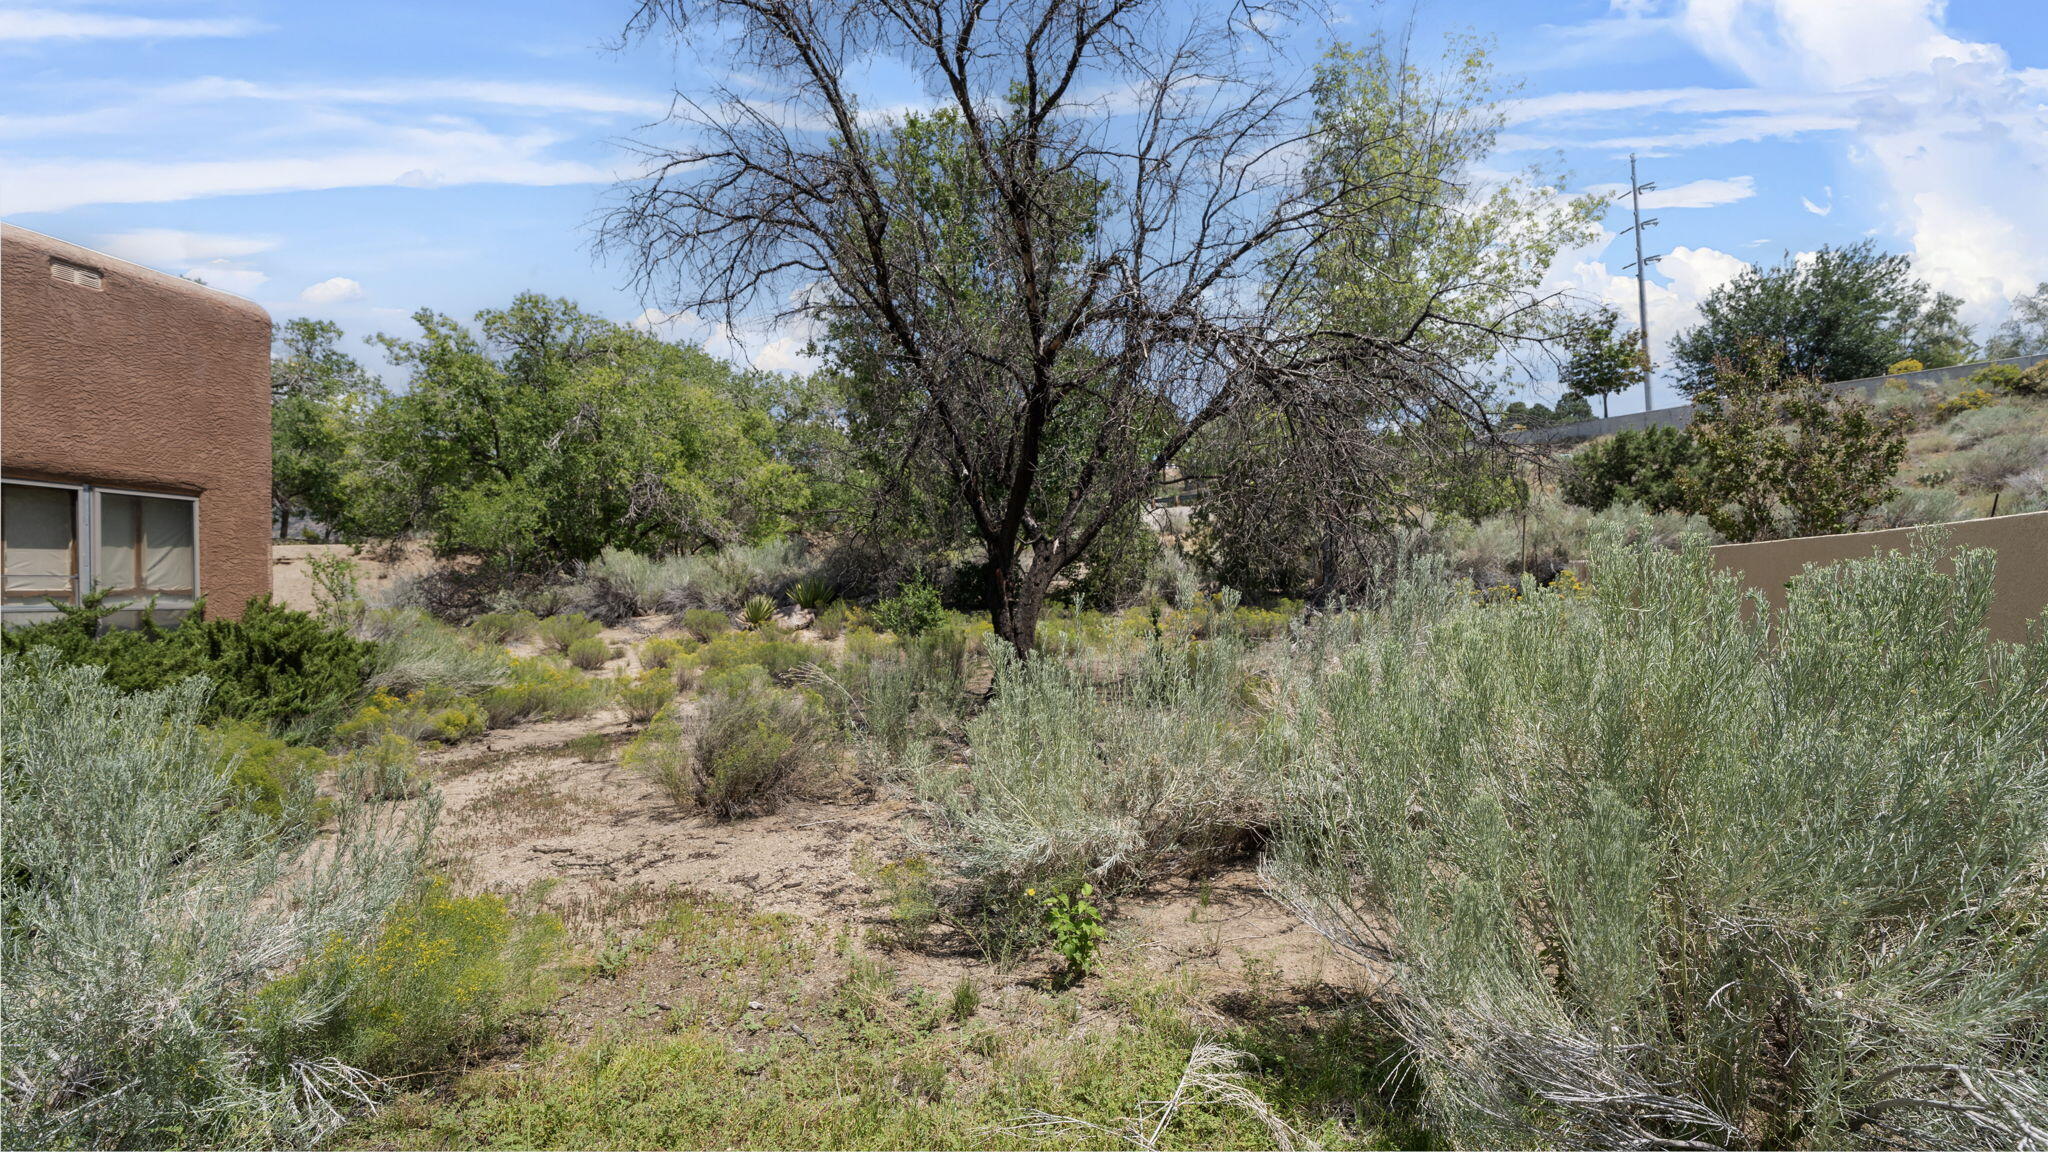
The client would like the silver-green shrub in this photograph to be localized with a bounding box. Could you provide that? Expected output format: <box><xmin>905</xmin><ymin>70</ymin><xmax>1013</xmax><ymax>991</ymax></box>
<box><xmin>359</xmin><ymin>606</ymin><xmax>510</xmax><ymax>696</ymax></box>
<box><xmin>1266</xmin><ymin>540</ymin><xmax>2048</xmax><ymax>1149</ymax></box>
<box><xmin>1</xmin><ymin>655</ymin><xmax>433</xmax><ymax>1148</ymax></box>
<box><xmin>570</xmin><ymin>541</ymin><xmax>812</xmax><ymax>622</ymax></box>
<box><xmin>910</xmin><ymin>631</ymin><xmax>1265</xmax><ymax>897</ymax></box>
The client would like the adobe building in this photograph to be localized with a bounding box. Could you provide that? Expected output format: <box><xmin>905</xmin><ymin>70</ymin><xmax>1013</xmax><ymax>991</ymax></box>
<box><xmin>2</xmin><ymin>224</ymin><xmax>272</xmax><ymax>625</ymax></box>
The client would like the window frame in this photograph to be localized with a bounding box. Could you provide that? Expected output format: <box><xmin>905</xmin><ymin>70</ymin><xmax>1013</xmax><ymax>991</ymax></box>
<box><xmin>91</xmin><ymin>486</ymin><xmax>201</xmax><ymax>603</ymax></box>
<box><xmin>0</xmin><ymin>479</ymin><xmax>202</xmax><ymax>618</ymax></box>
<box><xmin>1</xmin><ymin>478</ymin><xmax>84</xmax><ymax>609</ymax></box>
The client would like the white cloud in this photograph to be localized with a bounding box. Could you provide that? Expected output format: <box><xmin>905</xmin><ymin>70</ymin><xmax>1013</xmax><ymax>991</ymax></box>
<box><xmin>156</xmin><ymin>77</ymin><xmax>665</xmax><ymax>118</ymax></box>
<box><xmin>181</xmin><ymin>262</ymin><xmax>267</xmax><ymax>295</ymax></box>
<box><xmin>629</xmin><ymin>307</ymin><xmax>821</xmax><ymax>375</ymax></box>
<box><xmin>1507</xmin><ymin>85</ymin><xmax>1847</xmax><ymax>122</ymax></box>
<box><xmin>1585</xmin><ymin>174</ymin><xmax>1756</xmax><ymax>209</ymax></box>
<box><xmin>0</xmin><ymin>10</ymin><xmax>263</xmax><ymax>41</ymax></box>
<box><xmin>1801</xmin><ymin>187</ymin><xmax>1832</xmax><ymax>216</ymax></box>
<box><xmin>300</xmin><ymin>277</ymin><xmax>365</xmax><ymax>304</ymax></box>
<box><xmin>1</xmin><ymin>127</ymin><xmax>614</xmax><ymax>213</ymax></box>
<box><xmin>1669</xmin><ymin>0</ymin><xmax>2048</xmax><ymax>326</ymax></box>
<box><xmin>98</xmin><ymin>228</ymin><xmax>277</xmax><ymax>266</ymax></box>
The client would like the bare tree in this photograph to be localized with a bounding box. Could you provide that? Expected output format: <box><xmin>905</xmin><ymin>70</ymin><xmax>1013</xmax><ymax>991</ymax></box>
<box><xmin>605</xmin><ymin>0</ymin><xmax>1511</xmax><ymax>653</ymax></box>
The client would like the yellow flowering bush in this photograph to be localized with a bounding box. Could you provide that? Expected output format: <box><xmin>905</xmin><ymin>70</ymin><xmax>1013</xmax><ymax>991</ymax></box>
<box><xmin>1934</xmin><ymin>387</ymin><xmax>1997</xmax><ymax>421</ymax></box>
<box><xmin>616</xmin><ymin>668</ymin><xmax>676</xmax><ymax>724</ymax></box>
<box><xmin>639</xmin><ymin>637</ymin><xmax>687</xmax><ymax>669</ymax></box>
<box><xmin>479</xmin><ymin>656</ymin><xmax>610</xmax><ymax>727</ymax></box>
<box><xmin>254</xmin><ymin>880</ymin><xmax>564</xmax><ymax>1076</ymax></box>
<box><xmin>335</xmin><ymin>685</ymin><xmax>485</xmax><ymax>745</ymax></box>
<box><xmin>693</xmin><ymin>632</ymin><xmax>815</xmax><ymax>683</ymax></box>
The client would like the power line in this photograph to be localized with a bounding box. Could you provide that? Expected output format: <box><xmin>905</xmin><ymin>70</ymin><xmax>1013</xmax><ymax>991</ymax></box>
<box><xmin>1620</xmin><ymin>153</ymin><xmax>1661</xmax><ymax>413</ymax></box>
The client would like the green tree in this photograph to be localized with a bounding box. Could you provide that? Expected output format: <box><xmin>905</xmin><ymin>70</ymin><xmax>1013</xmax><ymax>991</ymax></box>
<box><xmin>346</xmin><ymin>295</ymin><xmax>815</xmax><ymax>568</ymax></box>
<box><xmin>270</xmin><ymin>319</ymin><xmax>381</xmax><ymax>539</ymax></box>
<box><xmin>1561</xmin><ymin>426</ymin><xmax>1699</xmax><ymax>513</ymax></box>
<box><xmin>1671</xmin><ymin>240</ymin><xmax>1974</xmax><ymax>393</ymax></box>
<box><xmin>1682</xmin><ymin>349</ymin><xmax>1910</xmax><ymax>541</ymax></box>
<box><xmin>1557</xmin><ymin>306</ymin><xmax>1648</xmax><ymax>418</ymax></box>
<box><xmin>1189</xmin><ymin>34</ymin><xmax>1602</xmax><ymax>598</ymax></box>
<box><xmin>608</xmin><ymin>0</ymin><xmax>1547</xmax><ymax>648</ymax></box>
<box><xmin>1985</xmin><ymin>281</ymin><xmax>2048</xmax><ymax>359</ymax></box>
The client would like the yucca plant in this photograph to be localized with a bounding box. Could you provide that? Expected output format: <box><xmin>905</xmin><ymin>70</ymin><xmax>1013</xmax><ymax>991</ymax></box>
<box><xmin>736</xmin><ymin>594</ymin><xmax>778</xmax><ymax>632</ymax></box>
<box><xmin>787</xmin><ymin>576</ymin><xmax>838</xmax><ymax>611</ymax></box>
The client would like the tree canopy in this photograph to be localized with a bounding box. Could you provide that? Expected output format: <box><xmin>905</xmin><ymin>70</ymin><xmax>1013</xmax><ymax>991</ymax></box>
<box><xmin>275</xmin><ymin>296</ymin><xmax>830</xmax><ymax>568</ymax></box>
<box><xmin>604</xmin><ymin>0</ymin><xmax>1572</xmax><ymax>646</ymax></box>
<box><xmin>1556</xmin><ymin>306</ymin><xmax>1648</xmax><ymax>418</ymax></box>
<box><xmin>1986</xmin><ymin>281</ymin><xmax>2048</xmax><ymax>359</ymax></box>
<box><xmin>270</xmin><ymin>319</ymin><xmax>384</xmax><ymax>540</ymax></box>
<box><xmin>1670</xmin><ymin>240</ymin><xmax>1975</xmax><ymax>394</ymax></box>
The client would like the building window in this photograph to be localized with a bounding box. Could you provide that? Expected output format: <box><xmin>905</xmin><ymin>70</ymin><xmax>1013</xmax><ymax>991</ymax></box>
<box><xmin>97</xmin><ymin>491</ymin><xmax>197</xmax><ymax>600</ymax></box>
<box><xmin>2</xmin><ymin>481</ymin><xmax>80</xmax><ymax>605</ymax></box>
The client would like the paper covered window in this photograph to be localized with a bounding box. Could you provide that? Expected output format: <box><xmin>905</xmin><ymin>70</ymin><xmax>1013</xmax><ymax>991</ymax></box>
<box><xmin>2</xmin><ymin>483</ymin><xmax>80</xmax><ymax>604</ymax></box>
<box><xmin>98</xmin><ymin>492</ymin><xmax>196</xmax><ymax>598</ymax></box>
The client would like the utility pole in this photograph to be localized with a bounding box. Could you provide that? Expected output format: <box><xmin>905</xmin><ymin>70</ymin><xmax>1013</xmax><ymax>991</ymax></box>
<box><xmin>1621</xmin><ymin>154</ymin><xmax>1660</xmax><ymax>413</ymax></box>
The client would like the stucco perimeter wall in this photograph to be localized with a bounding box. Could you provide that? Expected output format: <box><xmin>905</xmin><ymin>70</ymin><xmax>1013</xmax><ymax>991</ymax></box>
<box><xmin>1</xmin><ymin>225</ymin><xmax>273</xmax><ymax>616</ymax></box>
<box><xmin>1709</xmin><ymin>511</ymin><xmax>2048</xmax><ymax>643</ymax></box>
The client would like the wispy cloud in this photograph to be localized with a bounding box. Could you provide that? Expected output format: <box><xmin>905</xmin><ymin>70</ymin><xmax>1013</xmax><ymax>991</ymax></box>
<box><xmin>182</xmin><ymin>262</ymin><xmax>267</xmax><ymax>295</ymax></box>
<box><xmin>97</xmin><ymin>228</ymin><xmax>278</xmax><ymax>265</ymax></box>
<box><xmin>157</xmin><ymin>77</ymin><xmax>666</xmax><ymax>118</ymax></box>
<box><xmin>1801</xmin><ymin>187</ymin><xmax>1832</xmax><ymax>217</ymax></box>
<box><xmin>3</xmin><ymin>128</ymin><xmax>614</xmax><ymax>213</ymax></box>
<box><xmin>0</xmin><ymin>9</ymin><xmax>264</xmax><ymax>42</ymax></box>
<box><xmin>1584</xmin><ymin>175</ymin><xmax>1757</xmax><ymax>209</ymax></box>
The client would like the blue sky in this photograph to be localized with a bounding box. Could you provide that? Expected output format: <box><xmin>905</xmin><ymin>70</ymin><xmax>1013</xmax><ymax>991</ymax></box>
<box><xmin>3</xmin><ymin>0</ymin><xmax>2044</xmax><ymax>408</ymax></box>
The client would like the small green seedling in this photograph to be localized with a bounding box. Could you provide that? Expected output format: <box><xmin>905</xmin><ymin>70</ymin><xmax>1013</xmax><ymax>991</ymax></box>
<box><xmin>1037</xmin><ymin>882</ymin><xmax>1106</xmax><ymax>985</ymax></box>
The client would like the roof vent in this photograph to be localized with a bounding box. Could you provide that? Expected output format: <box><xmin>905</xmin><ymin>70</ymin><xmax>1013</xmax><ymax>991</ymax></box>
<box><xmin>50</xmin><ymin>260</ymin><xmax>104</xmax><ymax>290</ymax></box>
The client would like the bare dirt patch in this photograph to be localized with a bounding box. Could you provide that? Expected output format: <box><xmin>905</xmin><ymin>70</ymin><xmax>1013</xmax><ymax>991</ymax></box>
<box><xmin>423</xmin><ymin>710</ymin><xmax>1365</xmax><ymax>1008</ymax></box>
<box><xmin>272</xmin><ymin>542</ymin><xmax>437</xmax><ymax>612</ymax></box>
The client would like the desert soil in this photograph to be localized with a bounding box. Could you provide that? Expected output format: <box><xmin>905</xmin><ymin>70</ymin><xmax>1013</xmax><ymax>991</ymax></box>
<box><xmin>405</xmin><ymin>623</ymin><xmax>1364</xmax><ymax>1035</ymax></box>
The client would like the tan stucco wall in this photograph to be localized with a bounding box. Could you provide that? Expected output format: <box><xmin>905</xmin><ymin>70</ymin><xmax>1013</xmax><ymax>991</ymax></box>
<box><xmin>1</xmin><ymin>224</ymin><xmax>273</xmax><ymax>617</ymax></box>
<box><xmin>1710</xmin><ymin>511</ymin><xmax>2048</xmax><ymax>643</ymax></box>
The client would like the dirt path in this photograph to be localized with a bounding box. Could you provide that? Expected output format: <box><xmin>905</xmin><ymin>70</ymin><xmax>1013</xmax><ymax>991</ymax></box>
<box><xmin>418</xmin><ymin>699</ymin><xmax>1357</xmax><ymax>1005</ymax></box>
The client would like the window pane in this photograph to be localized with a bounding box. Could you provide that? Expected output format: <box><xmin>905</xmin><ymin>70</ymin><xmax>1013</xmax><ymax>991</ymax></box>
<box><xmin>139</xmin><ymin>497</ymin><xmax>196</xmax><ymax>594</ymax></box>
<box><xmin>2</xmin><ymin>484</ymin><xmax>78</xmax><ymax>602</ymax></box>
<box><xmin>99</xmin><ymin>493</ymin><xmax>140</xmax><ymax>592</ymax></box>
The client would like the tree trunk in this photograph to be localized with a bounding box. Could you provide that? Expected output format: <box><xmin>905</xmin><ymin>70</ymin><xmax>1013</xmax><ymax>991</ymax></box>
<box><xmin>985</xmin><ymin>561</ymin><xmax>1046</xmax><ymax>657</ymax></box>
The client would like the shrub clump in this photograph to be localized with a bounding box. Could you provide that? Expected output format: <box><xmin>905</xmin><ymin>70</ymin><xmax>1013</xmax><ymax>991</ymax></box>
<box><xmin>252</xmin><ymin>880</ymin><xmax>563</xmax><ymax>1078</ymax></box>
<box><xmin>616</xmin><ymin>670</ymin><xmax>676</xmax><ymax>724</ymax></box>
<box><xmin>1</xmin><ymin>654</ymin><xmax>429</xmax><ymax>1148</ymax></box>
<box><xmin>691</xmin><ymin>681</ymin><xmax>835</xmax><ymax>819</ymax></box>
<box><xmin>1560</xmin><ymin>426</ymin><xmax>1700</xmax><ymax>513</ymax></box>
<box><xmin>0</xmin><ymin>595</ymin><xmax>374</xmax><ymax>740</ymax></box>
<box><xmin>679</xmin><ymin>608</ymin><xmax>732</xmax><ymax>641</ymax></box>
<box><xmin>564</xmin><ymin>636</ymin><xmax>613</xmax><ymax>671</ymax></box>
<box><xmin>1266</xmin><ymin>540</ymin><xmax>2048</xmax><ymax>1150</ymax></box>
<box><xmin>336</xmin><ymin>685</ymin><xmax>487</xmax><ymax>745</ymax></box>
<box><xmin>694</xmin><ymin>632</ymin><xmax>815</xmax><ymax>684</ymax></box>
<box><xmin>478</xmin><ymin>656</ymin><xmax>610</xmax><ymax>728</ymax></box>
<box><xmin>535</xmin><ymin>613</ymin><xmax>602</xmax><ymax>653</ymax></box>
<box><xmin>871</xmin><ymin>577</ymin><xmax>945</xmax><ymax>638</ymax></box>
<box><xmin>1934</xmin><ymin>386</ymin><xmax>1998</xmax><ymax>420</ymax></box>
<box><xmin>466</xmin><ymin>610</ymin><xmax>540</xmax><ymax>644</ymax></box>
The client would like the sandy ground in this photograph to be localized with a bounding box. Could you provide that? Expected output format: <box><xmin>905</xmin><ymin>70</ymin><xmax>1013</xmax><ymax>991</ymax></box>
<box><xmin>271</xmin><ymin>542</ymin><xmax>437</xmax><ymax>614</ymax></box>
<box><xmin>423</xmin><ymin>717</ymin><xmax>1348</xmax><ymax>982</ymax></box>
<box><xmin>400</xmin><ymin>633</ymin><xmax>1363</xmax><ymax>1031</ymax></box>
